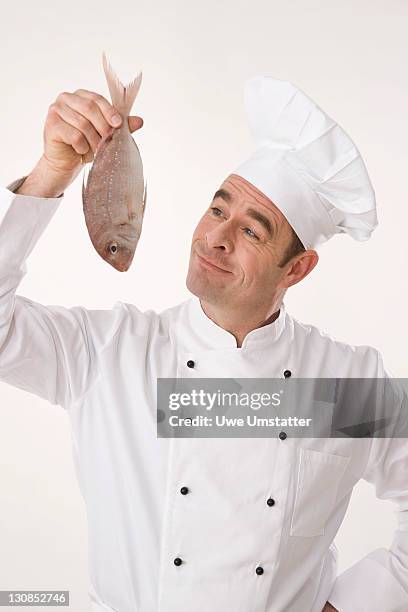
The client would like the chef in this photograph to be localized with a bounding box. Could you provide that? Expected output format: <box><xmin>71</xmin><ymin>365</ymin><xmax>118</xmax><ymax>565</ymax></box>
<box><xmin>0</xmin><ymin>76</ymin><xmax>407</xmax><ymax>612</ymax></box>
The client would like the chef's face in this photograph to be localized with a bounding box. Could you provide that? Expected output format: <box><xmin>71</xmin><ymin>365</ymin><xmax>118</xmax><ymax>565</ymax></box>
<box><xmin>186</xmin><ymin>174</ymin><xmax>317</xmax><ymax>311</ymax></box>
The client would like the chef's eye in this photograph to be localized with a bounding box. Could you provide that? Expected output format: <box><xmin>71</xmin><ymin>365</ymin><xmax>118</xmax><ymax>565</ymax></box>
<box><xmin>210</xmin><ymin>207</ymin><xmax>222</xmax><ymax>216</ymax></box>
<box><xmin>243</xmin><ymin>228</ymin><xmax>259</xmax><ymax>240</ymax></box>
<box><xmin>109</xmin><ymin>242</ymin><xmax>118</xmax><ymax>254</ymax></box>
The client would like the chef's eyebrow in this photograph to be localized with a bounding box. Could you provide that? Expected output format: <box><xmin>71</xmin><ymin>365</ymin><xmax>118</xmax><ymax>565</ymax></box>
<box><xmin>212</xmin><ymin>189</ymin><xmax>274</xmax><ymax>237</ymax></box>
<box><xmin>213</xmin><ymin>188</ymin><xmax>233</xmax><ymax>203</ymax></box>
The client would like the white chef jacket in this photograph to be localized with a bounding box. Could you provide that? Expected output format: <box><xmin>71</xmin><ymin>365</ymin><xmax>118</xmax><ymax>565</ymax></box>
<box><xmin>0</xmin><ymin>177</ymin><xmax>408</xmax><ymax>612</ymax></box>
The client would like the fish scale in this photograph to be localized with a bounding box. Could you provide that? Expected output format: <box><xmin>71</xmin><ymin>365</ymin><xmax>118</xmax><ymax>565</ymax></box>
<box><xmin>82</xmin><ymin>52</ymin><xmax>146</xmax><ymax>272</ymax></box>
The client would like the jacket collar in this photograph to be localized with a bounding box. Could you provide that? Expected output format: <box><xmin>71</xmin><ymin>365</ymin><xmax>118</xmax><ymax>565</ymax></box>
<box><xmin>185</xmin><ymin>295</ymin><xmax>287</xmax><ymax>350</ymax></box>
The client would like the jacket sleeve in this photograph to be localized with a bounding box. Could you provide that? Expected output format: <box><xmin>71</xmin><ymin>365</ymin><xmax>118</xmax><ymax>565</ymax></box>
<box><xmin>328</xmin><ymin>376</ymin><xmax>408</xmax><ymax>612</ymax></box>
<box><xmin>0</xmin><ymin>177</ymin><xmax>126</xmax><ymax>410</ymax></box>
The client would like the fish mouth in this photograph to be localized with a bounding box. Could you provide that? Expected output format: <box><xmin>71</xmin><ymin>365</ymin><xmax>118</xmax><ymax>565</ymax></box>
<box><xmin>114</xmin><ymin>258</ymin><xmax>133</xmax><ymax>272</ymax></box>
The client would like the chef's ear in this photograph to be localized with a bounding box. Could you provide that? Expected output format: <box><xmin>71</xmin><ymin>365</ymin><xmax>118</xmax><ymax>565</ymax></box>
<box><xmin>281</xmin><ymin>249</ymin><xmax>319</xmax><ymax>289</ymax></box>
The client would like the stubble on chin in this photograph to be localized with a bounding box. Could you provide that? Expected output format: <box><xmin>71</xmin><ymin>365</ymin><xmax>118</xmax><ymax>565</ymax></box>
<box><xmin>186</xmin><ymin>269</ymin><xmax>226</xmax><ymax>305</ymax></box>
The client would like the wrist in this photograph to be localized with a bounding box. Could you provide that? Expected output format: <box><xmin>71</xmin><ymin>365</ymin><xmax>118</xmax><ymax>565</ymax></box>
<box><xmin>15</xmin><ymin>155</ymin><xmax>80</xmax><ymax>198</ymax></box>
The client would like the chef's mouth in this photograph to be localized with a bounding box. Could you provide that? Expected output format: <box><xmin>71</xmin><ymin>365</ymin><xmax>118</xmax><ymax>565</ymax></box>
<box><xmin>195</xmin><ymin>252</ymin><xmax>232</xmax><ymax>274</ymax></box>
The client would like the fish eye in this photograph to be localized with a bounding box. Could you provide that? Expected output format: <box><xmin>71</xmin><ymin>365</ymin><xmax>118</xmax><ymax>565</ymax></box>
<box><xmin>109</xmin><ymin>242</ymin><xmax>118</xmax><ymax>254</ymax></box>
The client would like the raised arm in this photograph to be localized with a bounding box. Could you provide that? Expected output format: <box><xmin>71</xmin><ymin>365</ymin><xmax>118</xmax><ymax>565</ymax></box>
<box><xmin>0</xmin><ymin>87</ymin><xmax>144</xmax><ymax>409</ymax></box>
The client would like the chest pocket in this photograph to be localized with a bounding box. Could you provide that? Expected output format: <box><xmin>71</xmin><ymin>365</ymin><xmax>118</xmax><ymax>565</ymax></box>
<box><xmin>289</xmin><ymin>448</ymin><xmax>350</xmax><ymax>537</ymax></box>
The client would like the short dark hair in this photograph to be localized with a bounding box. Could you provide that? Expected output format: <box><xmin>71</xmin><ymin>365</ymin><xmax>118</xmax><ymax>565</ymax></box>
<box><xmin>278</xmin><ymin>226</ymin><xmax>306</xmax><ymax>268</ymax></box>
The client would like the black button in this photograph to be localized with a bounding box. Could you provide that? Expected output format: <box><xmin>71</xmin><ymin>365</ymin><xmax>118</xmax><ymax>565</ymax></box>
<box><xmin>255</xmin><ymin>566</ymin><xmax>264</xmax><ymax>575</ymax></box>
<box><xmin>283</xmin><ymin>369</ymin><xmax>291</xmax><ymax>378</ymax></box>
<box><xmin>180</xmin><ymin>486</ymin><xmax>189</xmax><ymax>495</ymax></box>
<box><xmin>279</xmin><ymin>431</ymin><xmax>287</xmax><ymax>440</ymax></box>
<box><xmin>267</xmin><ymin>497</ymin><xmax>275</xmax><ymax>507</ymax></box>
<box><xmin>174</xmin><ymin>557</ymin><xmax>183</xmax><ymax>566</ymax></box>
<box><xmin>187</xmin><ymin>360</ymin><xmax>195</xmax><ymax>368</ymax></box>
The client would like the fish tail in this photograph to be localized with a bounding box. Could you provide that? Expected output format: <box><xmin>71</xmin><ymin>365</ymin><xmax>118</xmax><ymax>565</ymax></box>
<box><xmin>102</xmin><ymin>50</ymin><xmax>142</xmax><ymax>117</ymax></box>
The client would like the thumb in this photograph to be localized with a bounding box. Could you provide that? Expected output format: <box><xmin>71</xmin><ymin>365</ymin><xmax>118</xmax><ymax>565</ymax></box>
<box><xmin>128</xmin><ymin>115</ymin><xmax>144</xmax><ymax>133</ymax></box>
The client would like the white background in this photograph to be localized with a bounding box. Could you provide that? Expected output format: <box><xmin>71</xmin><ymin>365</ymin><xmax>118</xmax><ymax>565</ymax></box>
<box><xmin>0</xmin><ymin>0</ymin><xmax>407</xmax><ymax>610</ymax></box>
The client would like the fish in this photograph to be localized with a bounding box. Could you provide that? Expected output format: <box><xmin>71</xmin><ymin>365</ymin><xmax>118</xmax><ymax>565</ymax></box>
<box><xmin>82</xmin><ymin>51</ymin><xmax>147</xmax><ymax>272</ymax></box>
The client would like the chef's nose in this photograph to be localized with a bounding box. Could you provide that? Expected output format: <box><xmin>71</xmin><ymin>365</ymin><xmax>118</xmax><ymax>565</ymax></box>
<box><xmin>206</xmin><ymin>224</ymin><xmax>233</xmax><ymax>253</ymax></box>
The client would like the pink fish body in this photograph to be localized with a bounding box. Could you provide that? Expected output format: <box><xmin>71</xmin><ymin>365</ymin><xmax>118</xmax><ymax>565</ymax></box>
<box><xmin>82</xmin><ymin>52</ymin><xmax>146</xmax><ymax>272</ymax></box>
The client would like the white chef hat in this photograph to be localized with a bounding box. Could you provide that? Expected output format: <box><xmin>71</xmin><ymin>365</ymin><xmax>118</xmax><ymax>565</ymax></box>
<box><xmin>233</xmin><ymin>76</ymin><xmax>378</xmax><ymax>249</ymax></box>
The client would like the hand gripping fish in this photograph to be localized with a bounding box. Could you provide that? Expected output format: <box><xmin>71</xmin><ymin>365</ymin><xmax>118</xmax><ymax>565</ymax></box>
<box><xmin>82</xmin><ymin>52</ymin><xmax>147</xmax><ymax>272</ymax></box>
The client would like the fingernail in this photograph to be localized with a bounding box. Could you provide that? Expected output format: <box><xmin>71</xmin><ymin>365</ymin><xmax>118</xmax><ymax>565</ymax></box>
<box><xmin>111</xmin><ymin>114</ymin><xmax>122</xmax><ymax>126</ymax></box>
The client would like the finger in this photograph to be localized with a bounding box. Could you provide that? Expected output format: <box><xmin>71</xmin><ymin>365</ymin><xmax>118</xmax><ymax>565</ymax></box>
<box><xmin>52</xmin><ymin>102</ymin><xmax>102</xmax><ymax>154</ymax></box>
<box><xmin>57</xmin><ymin>91</ymin><xmax>115</xmax><ymax>138</ymax></box>
<box><xmin>71</xmin><ymin>89</ymin><xmax>123</xmax><ymax>128</ymax></box>
<box><xmin>52</xmin><ymin>118</ymin><xmax>92</xmax><ymax>157</ymax></box>
<box><xmin>128</xmin><ymin>116</ymin><xmax>144</xmax><ymax>133</ymax></box>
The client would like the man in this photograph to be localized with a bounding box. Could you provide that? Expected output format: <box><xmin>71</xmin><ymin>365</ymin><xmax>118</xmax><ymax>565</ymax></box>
<box><xmin>0</xmin><ymin>76</ymin><xmax>407</xmax><ymax>612</ymax></box>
